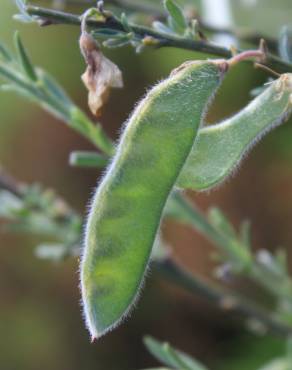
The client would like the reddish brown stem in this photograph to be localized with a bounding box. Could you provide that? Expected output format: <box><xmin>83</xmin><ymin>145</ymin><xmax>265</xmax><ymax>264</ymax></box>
<box><xmin>228</xmin><ymin>50</ymin><xmax>265</xmax><ymax>66</ymax></box>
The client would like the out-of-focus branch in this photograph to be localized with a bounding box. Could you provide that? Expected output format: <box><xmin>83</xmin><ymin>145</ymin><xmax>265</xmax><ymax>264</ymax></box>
<box><xmin>154</xmin><ymin>259</ymin><xmax>292</xmax><ymax>338</ymax></box>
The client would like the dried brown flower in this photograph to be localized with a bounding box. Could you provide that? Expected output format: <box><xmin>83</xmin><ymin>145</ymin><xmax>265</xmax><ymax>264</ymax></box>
<box><xmin>79</xmin><ymin>31</ymin><xmax>123</xmax><ymax>117</ymax></box>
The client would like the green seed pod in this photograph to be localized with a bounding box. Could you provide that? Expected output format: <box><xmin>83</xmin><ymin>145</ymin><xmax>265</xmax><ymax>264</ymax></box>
<box><xmin>177</xmin><ymin>74</ymin><xmax>292</xmax><ymax>190</ymax></box>
<box><xmin>81</xmin><ymin>59</ymin><xmax>228</xmax><ymax>340</ymax></box>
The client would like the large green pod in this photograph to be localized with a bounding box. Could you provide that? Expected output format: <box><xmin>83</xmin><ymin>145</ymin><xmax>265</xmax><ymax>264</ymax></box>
<box><xmin>81</xmin><ymin>60</ymin><xmax>228</xmax><ymax>339</ymax></box>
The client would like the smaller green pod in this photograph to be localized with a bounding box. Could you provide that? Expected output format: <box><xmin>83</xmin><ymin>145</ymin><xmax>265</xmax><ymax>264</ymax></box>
<box><xmin>177</xmin><ymin>74</ymin><xmax>292</xmax><ymax>190</ymax></box>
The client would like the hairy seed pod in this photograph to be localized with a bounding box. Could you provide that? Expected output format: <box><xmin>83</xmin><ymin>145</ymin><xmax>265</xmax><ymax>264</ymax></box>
<box><xmin>177</xmin><ymin>73</ymin><xmax>292</xmax><ymax>190</ymax></box>
<box><xmin>81</xmin><ymin>59</ymin><xmax>228</xmax><ymax>340</ymax></box>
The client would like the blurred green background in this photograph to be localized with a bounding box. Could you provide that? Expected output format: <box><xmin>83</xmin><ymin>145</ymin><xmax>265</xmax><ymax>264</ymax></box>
<box><xmin>1</xmin><ymin>1</ymin><xmax>292</xmax><ymax>369</ymax></box>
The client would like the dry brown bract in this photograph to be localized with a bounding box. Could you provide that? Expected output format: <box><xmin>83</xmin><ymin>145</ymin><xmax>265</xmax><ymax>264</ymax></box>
<box><xmin>80</xmin><ymin>32</ymin><xmax>123</xmax><ymax>117</ymax></box>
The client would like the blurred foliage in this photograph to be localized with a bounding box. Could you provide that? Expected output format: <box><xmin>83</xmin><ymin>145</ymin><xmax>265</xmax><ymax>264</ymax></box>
<box><xmin>2</xmin><ymin>1</ymin><xmax>292</xmax><ymax>370</ymax></box>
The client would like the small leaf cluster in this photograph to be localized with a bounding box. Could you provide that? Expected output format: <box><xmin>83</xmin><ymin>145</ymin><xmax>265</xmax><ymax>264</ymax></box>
<box><xmin>0</xmin><ymin>182</ymin><xmax>81</xmax><ymax>261</ymax></box>
<box><xmin>90</xmin><ymin>0</ymin><xmax>201</xmax><ymax>53</ymax></box>
<box><xmin>0</xmin><ymin>33</ymin><xmax>113</xmax><ymax>154</ymax></box>
<box><xmin>279</xmin><ymin>25</ymin><xmax>292</xmax><ymax>63</ymax></box>
<box><xmin>14</xmin><ymin>0</ymin><xmax>35</xmax><ymax>23</ymax></box>
<box><xmin>153</xmin><ymin>0</ymin><xmax>200</xmax><ymax>40</ymax></box>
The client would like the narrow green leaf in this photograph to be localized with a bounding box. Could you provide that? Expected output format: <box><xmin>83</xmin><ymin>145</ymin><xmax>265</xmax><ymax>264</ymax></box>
<box><xmin>208</xmin><ymin>207</ymin><xmax>237</xmax><ymax>240</ymax></box>
<box><xmin>14</xmin><ymin>31</ymin><xmax>37</xmax><ymax>81</ymax></box>
<box><xmin>152</xmin><ymin>21</ymin><xmax>174</xmax><ymax>35</ymax></box>
<box><xmin>144</xmin><ymin>336</ymin><xmax>208</xmax><ymax>370</ymax></box>
<box><xmin>4</xmin><ymin>78</ymin><xmax>70</xmax><ymax>122</ymax></box>
<box><xmin>0</xmin><ymin>83</ymin><xmax>40</xmax><ymax>104</ymax></box>
<box><xmin>164</xmin><ymin>192</ymin><xmax>216</xmax><ymax>238</ymax></box>
<box><xmin>92</xmin><ymin>29</ymin><xmax>126</xmax><ymax>38</ymax></box>
<box><xmin>69</xmin><ymin>107</ymin><xmax>114</xmax><ymax>155</ymax></box>
<box><xmin>0</xmin><ymin>60</ymin><xmax>67</xmax><ymax>119</ymax></box>
<box><xmin>120</xmin><ymin>12</ymin><xmax>132</xmax><ymax>33</ymax></box>
<box><xmin>69</xmin><ymin>151</ymin><xmax>109</xmax><ymax>168</ymax></box>
<box><xmin>144</xmin><ymin>336</ymin><xmax>185</xmax><ymax>369</ymax></box>
<box><xmin>14</xmin><ymin>0</ymin><xmax>36</xmax><ymax>23</ymax></box>
<box><xmin>37</xmin><ymin>69</ymin><xmax>72</xmax><ymax>109</ymax></box>
<box><xmin>0</xmin><ymin>43</ymin><xmax>13</xmax><ymax>62</ymax></box>
<box><xmin>239</xmin><ymin>220</ymin><xmax>251</xmax><ymax>250</ymax></box>
<box><xmin>0</xmin><ymin>64</ymin><xmax>39</xmax><ymax>97</ymax></box>
<box><xmin>15</xmin><ymin>0</ymin><xmax>27</xmax><ymax>13</ymax></box>
<box><xmin>13</xmin><ymin>13</ymin><xmax>33</xmax><ymax>23</ymax></box>
<box><xmin>103</xmin><ymin>36</ymin><xmax>132</xmax><ymax>48</ymax></box>
<box><xmin>163</xmin><ymin>0</ymin><xmax>187</xmax><ymax>35</ymax></box>
<box><xmin>279</xmin><ymin>25</ymin><xmax>292</xmax><ymax>63</ymax></box>
<box><xmin>275</xmin><ymin>249</ymin><xmax>288</xmax><ymax>275</ymax></box>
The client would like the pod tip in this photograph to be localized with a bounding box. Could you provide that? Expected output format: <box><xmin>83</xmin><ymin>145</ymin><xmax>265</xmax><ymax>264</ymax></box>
<box><xmin>91</xmin><ymin>336</ymin><xmax>97</xmax><ymax>344</ymax></box>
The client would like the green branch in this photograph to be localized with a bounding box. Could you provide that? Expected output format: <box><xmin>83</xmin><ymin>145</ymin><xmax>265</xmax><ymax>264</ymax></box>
<box><xmin>35</xmin><ymin>0</ymin><xmax>279</xmax><ymax>53</ymax></box>
<box><xmin>0</xmin><ymin>35</ymin><xmax>114</xmax><ymax>155</ymax></box>
<box><xmin>26</xmin><ymin>5</ymin><xmax>292</xmax><ymax>73</ymax></box>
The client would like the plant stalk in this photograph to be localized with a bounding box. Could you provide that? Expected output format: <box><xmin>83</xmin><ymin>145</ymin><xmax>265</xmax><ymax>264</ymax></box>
<box><xmin>26</xmin><ymin>5</ymin><xmax>292</xmax><ymax>73</ymax></box>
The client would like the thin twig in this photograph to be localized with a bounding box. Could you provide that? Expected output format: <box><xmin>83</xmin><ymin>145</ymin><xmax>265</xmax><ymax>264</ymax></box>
<box><xmin>154</xmin><ymin>259</ymin><xmax>292</xmax><ymax>338</ymax></box>
<box><xmin>26</xmin><ymin>5</ymin><xmax>292</xmax><ymax>74</ymax></box>
<box><xmin>227</xmin><ymin>49</ymin><xmax>265</xmax><ymax>66</ymax></box>
<box><xmin>36</xmin><ymin>0</ymin><xmax>279</xmax><ymax>52</ymax></box>
<box><xmin>255</xmin><ymin>63</ymin><xmax>281</xmax><ymax>78</ymax></box>
<box><xmin>199</xmin><ymin>21</ymin><xmax>278</xmax><ymax>53</ymax></box>
<box><xmin>0</xmin><ymin>168</ymin><xmax>24</xmax><ymax>197</ymax></box>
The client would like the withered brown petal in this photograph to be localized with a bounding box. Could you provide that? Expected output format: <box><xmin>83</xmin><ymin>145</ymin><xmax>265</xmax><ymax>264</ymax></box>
<box><xmin>80</xmin><ymin>32</ymin><xmax>123</xmax><ymax>117</ymax></box>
